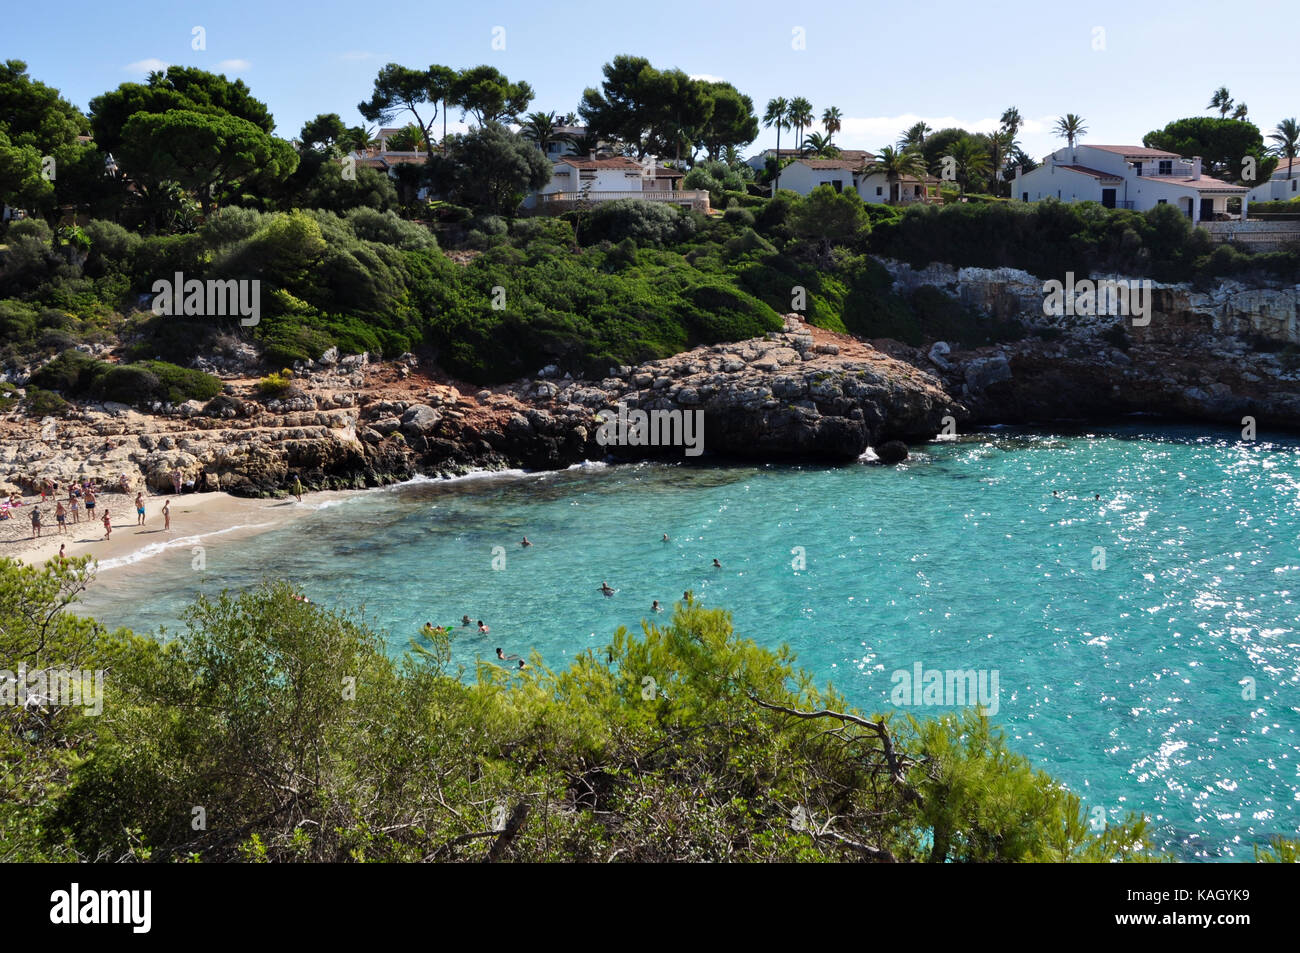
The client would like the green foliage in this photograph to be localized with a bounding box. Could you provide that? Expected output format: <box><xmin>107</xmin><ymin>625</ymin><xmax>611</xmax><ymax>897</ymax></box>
<box><xmin>257</xmin><ymin>371</ymin><xmax>293</xmax><ymax>396</ymax></box>
<box><xmin>1144</xmin><ymin>116</ymin><xmax>1276</xmax><ymax>182</ymax></box>
<box><xmin>23</xmin><ymin>385</ymin><xmax>69</xmax><ymax>417</ymax></box>
<box><xmin>427</xmin><ymin>122</ymin><xmax>551</xmax><ymax>215</ymax></box>
<box><xmin>0</xmin><ymin>563</ymin><xmax>1172</xmax><ymax>863</ymax></box>
<box><xmin>581</xmin><ymin>199</ymin><xmax>695</xmax><ymax>246</ymax></box>
<box><xmin>28</xmin><ymin>349</ymin><xmax>221</xmax><ymax>406</ymax></box>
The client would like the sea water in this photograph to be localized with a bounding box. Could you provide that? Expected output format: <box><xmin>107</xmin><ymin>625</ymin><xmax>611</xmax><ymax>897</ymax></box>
<box><xmin>78</xmin><ymin>423</ymin><xmax>1300</xmax><ymax>860</ymax></box>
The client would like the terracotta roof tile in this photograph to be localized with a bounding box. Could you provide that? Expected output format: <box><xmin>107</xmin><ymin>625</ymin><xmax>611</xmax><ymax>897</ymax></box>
<box><xmin>1057</xmin><ymin>164</ymin><xmax>1125</xmax><ymax>180</ymax></box>
<box><xmin>1085</xmin><ymin>144</ymin><xmax>1181</xmax><ymax>159</ymax></box>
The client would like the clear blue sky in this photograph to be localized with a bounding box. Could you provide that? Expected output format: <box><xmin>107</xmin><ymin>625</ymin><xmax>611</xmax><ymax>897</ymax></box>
<box><xmin>5</xmin><ymin>0</ymin><xmax>1295</xmax><ymax>160</ymax></box>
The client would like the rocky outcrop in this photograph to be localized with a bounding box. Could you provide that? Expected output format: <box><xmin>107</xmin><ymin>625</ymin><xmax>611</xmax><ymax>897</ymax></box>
<box><xmin>524</xmin><ymin>315</ymin><xmax>960</xmax><ymax>461</ymax></box>
<box><xmin>870</xmin><ymin>257</ymin><xmax>1300</xmax><ymax>430</ymax></box>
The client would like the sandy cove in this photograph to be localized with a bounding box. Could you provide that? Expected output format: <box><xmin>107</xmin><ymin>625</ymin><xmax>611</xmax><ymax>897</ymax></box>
<box><xmin>3</xmin><ymin>487</ymin><xmax>362</xmax><ymax>569</ymax></box>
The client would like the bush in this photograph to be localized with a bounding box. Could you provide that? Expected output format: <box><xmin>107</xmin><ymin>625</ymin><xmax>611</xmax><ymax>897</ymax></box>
<box><xmin>257</xmin><ymin>372</ymin><xmax>293</xmax><ymax>396</ymax></box>
<box><xmin>723</xmin><ymin>206</ymin><xmax>755</xmax><ymax>228</ymax></box>
<box><xmin>29</xmin><ymin>350</ymin><xmax>221</xmax><ymax>405</ymax></box>
<box><xmin>24</xmin><ymin>386</ymin><xmax>68</xmax><ymax>417</ymax></box>
<box><xmin>583</xmin><ymin>199</ymin><xmax>693</xmax><ymax>246</ymax></box>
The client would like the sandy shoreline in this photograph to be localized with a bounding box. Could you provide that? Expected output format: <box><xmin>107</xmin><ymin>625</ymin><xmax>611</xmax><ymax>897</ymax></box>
<box><xmin>3</xmin><ymin>488</ymin><xmax>362</xmax><ymax>570</ymax></box>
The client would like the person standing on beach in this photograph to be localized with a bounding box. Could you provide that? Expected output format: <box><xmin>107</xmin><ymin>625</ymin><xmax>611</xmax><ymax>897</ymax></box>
<box><xmin>84</xmin><ymin>485</ymin><xmax>96</xmax><ymax>520</ymax></box>
<box><xmin>69</xmin><ymin>489</ymin><xmax>79</xmax><ymax>524</ymax></box>
<box><xmin>162</xmin><ymin>499</ymin><xmax>171</xmax><ymax>531</ymax></box>
<box><xmin>55</xmin><ymin>500</ymin><xmax>66</xmax><ymax>534</ymax></box>
<box><xmin>102</xmin><ymin>509</ymin><xmax>111</xmax><ymax>541</ymax></box>
<box><xmin>29</xmin><ymin>505</ymin><xmax>41</xmax><ymax>539</ymax></box>
<box><xmin>293</xmin><ymin>475</ymin><xmax>303</xmax><ymax>503</ymax></box>
<box><xmin>172</xmin><ymin>468</ymin><xmax>183</xmax><ymax>495</ymax></box>
<box><xmin>135</xmin><ymin>492</ymin><xmax>146</xmax><ymax>526</ymax></box>
<box><xmin>57</xmin><ymin>544</ymin><xmax>65</xmax><ymax>564</ymax></box>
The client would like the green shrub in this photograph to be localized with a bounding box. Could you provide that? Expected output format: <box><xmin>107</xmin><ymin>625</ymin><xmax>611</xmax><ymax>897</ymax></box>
<box><xmin>582</xmin><ymin>199</ymin><xmax>694</xmax><ymax>246</ymax></box>
<box><xmin>723</xmin><ymin>206</ymin><xmax>755</xmax><ymax>228</ymax></box>
<box><xmin>24</xmin><ymin>386</ymin><xmax>68</xmax><ymax>416</ymax></box>
<box><xmin>257</xmin><ymin>372</ymin><xmax>293</xmax><ymax>396</ymax></box>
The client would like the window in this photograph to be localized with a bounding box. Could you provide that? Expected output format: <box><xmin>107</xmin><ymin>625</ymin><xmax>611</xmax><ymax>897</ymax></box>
<box><xmin>1158</xmin><ymin>160</ymin><xmax>1173</xmax><ymax>175</ymax></box>
<box><xmin>1293</xmin><ymin>179</ymin><xmax>1297</xmax><ymax>192</ymax></box>
<box><xmin>1157</xmin><ymin>198</ymin><xmax>1167</xmax><ymax>205</ymax></box>
<box><xmin>876</xmin><ymin>186</ymin><xmax>883</xmax><ymax>196</ymax></box>
<box><xmin>1022</xmin><ymin>192</ymin><xmax>1028</xmax><ymax>202</ymax></box>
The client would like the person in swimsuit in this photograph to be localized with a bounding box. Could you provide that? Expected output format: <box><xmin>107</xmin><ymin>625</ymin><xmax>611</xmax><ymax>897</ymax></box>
<box><xmin>84</xmin><ymin>486</ymin><xmax>96</xmax><ymax>517</ymax></box>
<box><xmin>135</xmin><ymin>492</ymin><xmax>146</xmax><ymax>526</ymax></box>
<box><xmin>478</xmin><ymin>620</ymin><xmax>490</xmax><ymax>633</ymax></box>
<box><xmin>101</xmin><ymin>509</ymin><xmax>111</xmax><ymax>540</ymax></box>
<box><xmin>496</xmin><ymin>647</ymin><xmax>520</xmax><ymax>661</ymax></box>
<box><xmin>652</xmin><ymin>600</ymin><xmax>662</xmax><ymax>612</ymax></box>
<box><xmin>662</xmin><ymin>533</ymin><xmax>669</xmax><ymax>542</ymax></box>
<box><xmin>55</xmin><ymin>500</ymin><xmax>66</xmax><ymax>534</ymax></box>
<box><xmin>521</xmin><ymin>536</ymin><xmax>532</xmax><ymax>546</ymax></box>
<box><xmin>29</xmin><ymin>506</ymin><xmax>41</xmax><ymax>539</ymax></box>
<box><xmin>293</xmin><ymin>476</ymin><xmax>303</xmax><ymax>503</ymax></box>
<box><xmin>69</xmin><ymin>491</ymin><xmax>79</xmax><ymax>524</ymax></box>
<box><xmin>57</xmin><ymin>543</ymin><xmax>66</xmax><ymax>563</ymax></box>
<box><xmin>162</xmin><ymin>499</ymin><xmax>171</xmax><ymax>531</ymax></box>
<box><xmin>712</xmin><ymin>558</ymin><xmax>721</xmax><ymax>568</ymax></box>
<box><xmin>461</xmin><ymin>615</ymin><xmax>472</xmax><ymax>627</ymax></box>
<box><xmin>599</xmin><ymin>581</ymin><xmax>615</xmax><ymax>597</ymax></box>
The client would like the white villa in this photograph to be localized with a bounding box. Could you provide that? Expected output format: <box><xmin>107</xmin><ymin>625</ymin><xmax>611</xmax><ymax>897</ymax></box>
<box><xmin>770</xmin><ymin>154</ymin><xmax>941</xmax><ymax>205</ymax></box>
<box><xmin>524</xmin><ymin>156</ymin><xmax>709</xmax><ymax>212</ymax></box>
<box><xmin>1246</xmin><ymin>157</ymin><xmax>1300</xmax><ymax>204</ymax></box>
<box><xmin>1013</xmin><ymin>144</ymin><xmax>1248</xmax><ymax>221</ymax></box>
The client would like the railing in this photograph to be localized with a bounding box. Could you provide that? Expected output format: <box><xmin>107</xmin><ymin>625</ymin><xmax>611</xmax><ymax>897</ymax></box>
<box><xmin>1112</xmin><ymin>200</ymin><xmax>1136</xmax><ymax>209</ymax></box>
<box><xmin>538</xmin><ymin>190</ymin><xmax>709</xmax><ymax>204</ymax></box>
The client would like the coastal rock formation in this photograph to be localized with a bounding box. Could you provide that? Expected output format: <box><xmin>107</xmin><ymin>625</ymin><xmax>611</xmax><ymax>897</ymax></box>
<box><xmin>873</xmin><ymin>258</ymin><xmax>1300</xmax><ymax>430</ymax></box>
<box><xmin>0</xmin><ymin>316</ymin><xmax>966</xmax><ymax>497</ymax></box>
<box><xmin>532</xmin><ymin>315</ymin><xmax>961</xmax><ymax>461</ymax></box>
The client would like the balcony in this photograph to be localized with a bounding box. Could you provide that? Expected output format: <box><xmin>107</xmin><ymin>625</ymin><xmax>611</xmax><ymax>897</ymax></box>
<box><xmin>1134</xmin><ymin>165</ymin><xmax>1193</xmax><ymax>177</ymax></box>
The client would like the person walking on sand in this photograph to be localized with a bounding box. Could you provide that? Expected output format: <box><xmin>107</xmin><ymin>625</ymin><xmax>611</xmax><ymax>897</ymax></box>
<box><xmin>172</xmin><ymin>468</ymin><xmax>182</xmax><ymax>495</ymax></box>
<box><xmin>30</xmin><ymin>505</ymin><xmax>41</xmax><ymax>539</ymax></box>
<box><xmin>162</xmin><ymin>499</ymin><xmax>171</xmax><ymax>531</ymax></box>
<box><xmin>293</xmin><ymin>475</ymin><xmax>303</xmax><ymax>503</ymax></box>
<box><xmin>68</xmin><ymin>490</ymin><xmax>79</xmax><ymax>524</ymax></box>
<box><xmin>55</xmin><ymin>500</ymin><xmax>66</xmax><ymax>534</ymax></box>
<box><xmin>101</xmin><ymin>509</ymin><xmax>111</xmax><ymax>541</ymax></box>
<box><xmin>135</xmin><ymin>492</ymin><xmax>146</xmax><ymax>526</ymax></box>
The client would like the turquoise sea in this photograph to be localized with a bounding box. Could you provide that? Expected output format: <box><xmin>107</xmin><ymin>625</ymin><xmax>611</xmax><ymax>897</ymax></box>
<box><xmin>78</xmin><ymin>422</ymin><xmax>1300</xmax><ymax>860</ymax></box>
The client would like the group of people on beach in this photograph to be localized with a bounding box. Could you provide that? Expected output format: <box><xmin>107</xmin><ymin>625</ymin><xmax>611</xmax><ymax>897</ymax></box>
<box><xmin>21</xmin><ymin>475</ymin><xmax>175</xmax><ymax>542</ymax></box>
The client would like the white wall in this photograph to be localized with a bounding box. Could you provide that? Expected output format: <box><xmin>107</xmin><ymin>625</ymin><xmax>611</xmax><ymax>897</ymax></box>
<box><xmin>775</xmin><ymin>161</ymin><xmax>855</xmax><ymax>196</ymax></box>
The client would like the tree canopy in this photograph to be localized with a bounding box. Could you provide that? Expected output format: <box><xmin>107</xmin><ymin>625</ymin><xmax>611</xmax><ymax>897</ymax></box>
<box><xmin>1144</xmin><ymin>116</ymin><xmax>1277</xmax><ymax>183</ymax></box>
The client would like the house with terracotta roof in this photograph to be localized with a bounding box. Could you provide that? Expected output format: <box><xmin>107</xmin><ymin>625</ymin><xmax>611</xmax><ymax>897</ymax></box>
<box><xmin>775</xmin><ymin>157</ymin><xmax>865</xmax><ymax>196</ymax></box>
<box><xmin>1246</xmin><ymin>157</ymin><xmax>1300</xmax><ymax>204</ymax></box>
<box><xmin>1013</xmin><ymin>144</ymin><xmax>1248</xmax><ymax>222</ymax></box>
<box><xmin>746</xmin><ymin>147</ymin><xmax>873</xmax><ymax>174</ymax></box>
<box><xmin>525</xmin><ymin>155</ymin><xmax>709</xmax><ymax>212</ymax></box>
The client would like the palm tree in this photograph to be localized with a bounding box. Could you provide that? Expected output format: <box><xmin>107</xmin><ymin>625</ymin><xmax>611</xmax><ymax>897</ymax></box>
<box><xmin>1006</xmin><ymin>146</ymin><xmax>1038</xmax><ymax>180</ymax></box>
<box><xmin>570</xmin><ymin>132</ymin><xmax>604</xmax><ymax>158</ymax></box>
<box><xmin>948</xmin><ymin>136</ymin><xmax>991</xmax><ymax>194</ymax></box>
<box><xmin>987</xmin><ymin>129</ymin><xmax>1018</xmax><ymax>196</ymax></box>
<box><xmin>1270</xmin><ymin>118</ymin><xmax>1300</xmax><ymax>179</ymax></box>
<box><xmin>342</xmin><ymin>125</ymin><xmax>379</xmax><ymax>153</ymax></box>
<box><xmin>801</xmin><ymin>132</ymin><xmax>838</xmax><ymax>158</ymax></box>
<box><xmin>520</xmin><ymin>110</ymin><xmax>573</xmax><ymax>155</ymax></box>
<box><xmin>386</xmin><ymin>124</ymin><xmax>428</xmax><ymax>152</ymax></box>
<box><xmin>788</xmin><ymin>97</ymin><xmax>814</xmax><ymax>150</ymax></box>
<box><xmin>1208</xmin><ymin>87</ymin><xmax>1234</xmax><ymax>118</ymax></box>
<box><xmin>821</xmin><ymin>106</ymin><xmax>842</xmax><ymax>144</ymax></box>
<box><xmin>1000</xmin><ymin>107</ymin><xmax>1023</xmax><ymax>138</ymax></box>
<box><xmin>1232</xmin><ymin>102</ymin><xmax>1249</xmax><ymax>121</ymax></box>
<box><xmin>1053</xmin><ymin>114</ymin><xmax>1087</xmax><ymax>150</ymax></box>
<box><xmin>898</xmin><ymin>121</ymin><xmax>931</xmax><ymax>150</ymax></box>
<box><xmin>865</xmin><ymin>145</ymin><xmax>930</xmax><ymax>204</ymax></box>
<box><xmin>763</xmin><ymin>97</ymin><xmax>790</xmax><ymax>189</ymax></box>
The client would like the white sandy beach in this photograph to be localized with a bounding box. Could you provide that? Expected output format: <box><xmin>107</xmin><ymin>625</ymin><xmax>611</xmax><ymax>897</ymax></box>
<box><xmin>3</xmin><ymin>488</ymin><xmax>362</xmax><ymax>571</ymax></box>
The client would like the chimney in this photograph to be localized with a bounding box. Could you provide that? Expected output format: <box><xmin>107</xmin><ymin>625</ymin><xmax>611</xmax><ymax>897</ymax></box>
<box><xmin>1192</xmin><ymin>156</ymin><xmax>1203</xmax><ymax>178</ymax></box>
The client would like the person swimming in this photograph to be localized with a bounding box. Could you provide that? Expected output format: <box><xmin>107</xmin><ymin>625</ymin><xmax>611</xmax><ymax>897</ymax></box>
<box><xmin>662</xmin><ymin>533</ymin><xmax>669</xmax><ymax>542</ymax></box>
<box><xmin>712</xmin><ymin>558</ymin><xmax>721</xmax><ymax>568</ymax></box>
<box><xmin>599</xmin><ymin>581</ymin><xmax>615</xmax><ymax>597</ymax></box>
<box><xmin>496</xmin><ymin>647</ymin><xmax>520</xmax><ymax>661</ymax></box>
<box><xmin>461</xmin><ymin>615</ymin><xmax>472</xmax><ymax>626</ymax></box>
<box><xmin>517</xmin><ymin>659</ymin><xmax>528</xmax><ymax>670</ymax></box>
<box><xmin>521</xmin><ymin>536</ymin><xmax>532</xmax><ymax>546</ymax></box>
<box><xmin>478</xmin><ymin>620</ymin><xmax>490</xmax><ymax>633</ymax></box>
<box><xmin>652</xmin><ymin>600</ymin><xmax>662</xmax><ymax>612</ymax></box>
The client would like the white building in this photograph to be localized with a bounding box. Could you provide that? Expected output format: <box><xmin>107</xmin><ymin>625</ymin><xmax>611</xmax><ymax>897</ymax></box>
<box><xmin>1013</xmin><ymin>144</ymin><xmax>1248</xmax><ymax>221</ymax></box>
<box><xmin>1246</xmin><ymin>157</ymin><xmax>1300</xmax><ymax>203</ymax></box>
<box><xmin>524</xmin><ymin>156</ymin><xmax>708</xmax><ymax>212</ymax></box>
<box><xmin>771</xmin><ymin>155</ymin><xmax>940</xmax><ymax>205</ymax></box>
